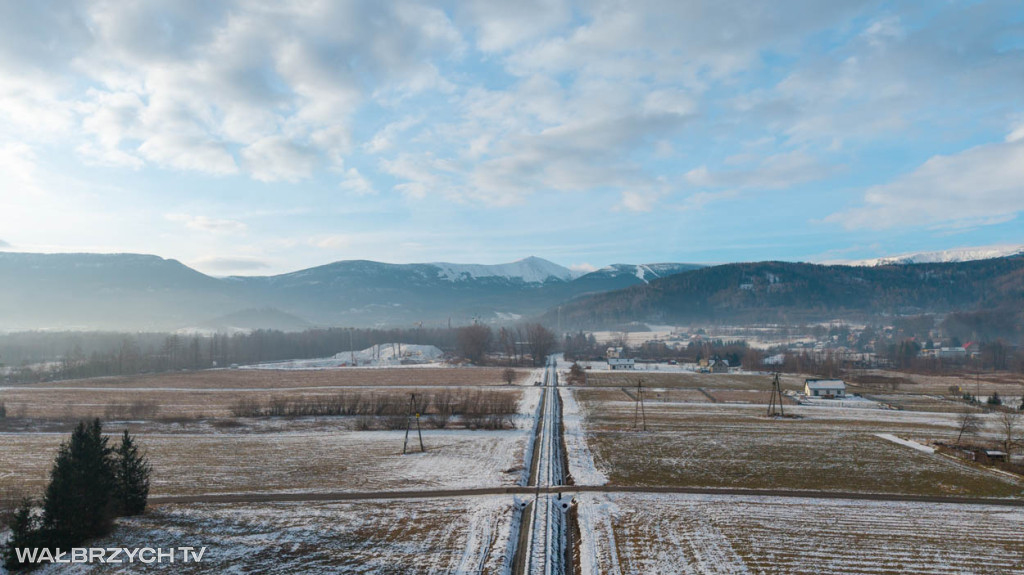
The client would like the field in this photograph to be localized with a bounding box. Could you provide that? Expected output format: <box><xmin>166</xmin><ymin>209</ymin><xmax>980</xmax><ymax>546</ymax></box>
<box><xmin>31</xmin><ymin>497</ymin><xmax>516</xmax><ymax>575</ymax></box>
<box><xmin>580</xmin><ymin>493</ymin><xmax>1024</xmax><ymax>574</ymax></box>
<box><xmin>573</xmin><ymin>390</ymin><xmax>1024</xmax><ymax>497</ymax></box>
<box><xmin>3</xmin><ymin>363</ymin><xmax>1024</xmax><ymax>574</ymax></box>
<box><xmin>0</xmin><ymin>367</ymin><xmax>530</xmax><ymax>420</ymax></box>
<box><xmin>0</xmin><ymin>428</ymin><xmax>531</xmax><ymax>497</ymax></box>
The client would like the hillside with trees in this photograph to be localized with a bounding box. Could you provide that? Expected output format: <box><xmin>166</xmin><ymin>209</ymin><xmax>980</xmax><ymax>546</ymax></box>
<box><xmin>547</xmin><ymin>256</ymin><xmax>1024</xmax><ymax>337</ymax></box>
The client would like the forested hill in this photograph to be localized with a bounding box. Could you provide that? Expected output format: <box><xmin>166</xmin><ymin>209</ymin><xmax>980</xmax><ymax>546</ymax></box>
<box><xmin>546</xmin><ymin>256</ymin><xmax>1024</xmax><ymax>328</ymax></box>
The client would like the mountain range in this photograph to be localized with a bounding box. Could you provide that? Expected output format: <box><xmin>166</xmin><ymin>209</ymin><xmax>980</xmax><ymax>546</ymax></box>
<box><xmin>3</xmin><ymin>250</ymin><xmax>1022</xmax><ymax>333</ymax></box>
<box><xmin>0</xmin><ymin>253</ymin><xmax>701</xmax><ymax>331</ymax></box>
<box><xmin>548</xmin><ymin>256</ymin><xmax>1024</xmax><ymax>330</ymax></box>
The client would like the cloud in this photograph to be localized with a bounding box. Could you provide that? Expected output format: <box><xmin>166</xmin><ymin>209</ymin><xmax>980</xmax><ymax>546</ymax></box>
<box><xmin>1</xmin><ymin>1</ymin><xmax>464</xmax><ymax>182</ymax></box>
<box><xmin>241</xmin><ymin>137</ymin><xmax>319</xmax><ymax>183</ymax></box>
<box><xmin>338</xmin><ymin>168</ymin><xmax>376</xmax><ymax>196</ymax></box>
<box><xmin>309</xmin><ymin>234</ymin><xmax>351</xmax><ymax>249</ymax></box>
<box><xmin>828</xmin><ymin>139</ymin><xmax>1024</xmax><ymax>230</ymax></box>
<box><xmin>191</xmin><ymin>256</ymin><xmax>269</xmax><ymax>273</ymax></box>
<box><xmin>686</xmin><ymin>151</ymin><xmax>837</xmax><ymax>191</ymax></box>
<box><xmin>568</xmin><ymin>262</ymin><xmax>597</xmax><ymax>274</ymax></box>
<box><xmin>166</xmin><ymin>214</ymin><xmax>248</xmax><ymax>234</ymax></box>
<box><xmin>460</xmin><ymin>0</ymin><xmax>571</xmax><ymax>53</ymax></box>
<box><xmin>0</xmin><ymin>238</ymin><xmax>11</xmax><ymax>249</ymax></box>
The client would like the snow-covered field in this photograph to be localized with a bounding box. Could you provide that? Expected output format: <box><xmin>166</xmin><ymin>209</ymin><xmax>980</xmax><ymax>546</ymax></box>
<box><xmin>577</xmin><ymin>395</ymin><xmax>1023</xmax><ymax>497</ymax></box>
<box><xmin>243</xmin><ymin>343</ymin><xmax>446</xmax><ymax>369</ymax></box>
<box><xmin>593</xmin><ymin>493</ymin><xmax>1024</xmax><ymax>574</ymax></box>
<box><xmin>1</xmin><ymin>428</ymin><xmax>531</xmax><ymax>497</ymax></box>
<box><xmin>24</xmin><ymin>497</ymin><xmax>517</xmax><ymax>574</ymax></box>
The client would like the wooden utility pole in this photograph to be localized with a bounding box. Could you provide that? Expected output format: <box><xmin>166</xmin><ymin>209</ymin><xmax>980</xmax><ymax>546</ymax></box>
<box><xmin>633</xmin><ymin>378</ymin><xmax>647</xmax><ymax>431</ymax></box>
<box><xmin>767</xmin><ymin>372</ymin><xmax>785</xmax><ymax>417</ymax></box>
<box><xmin>403</xmin><ymin>393</ymin><xmax>425</xmax><ymax>454</ymax></box>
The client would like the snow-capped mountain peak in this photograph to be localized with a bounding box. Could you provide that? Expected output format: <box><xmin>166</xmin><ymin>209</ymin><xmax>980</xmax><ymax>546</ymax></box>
<box><xmin>430</xmin><ymin>256</ymin><xmax>574</xmax><ymax>283</ymax></box>
<box><xmin>841</xmin><ymin>244</ymin><xmax>1024</xmax><ymax>266</ymax></box>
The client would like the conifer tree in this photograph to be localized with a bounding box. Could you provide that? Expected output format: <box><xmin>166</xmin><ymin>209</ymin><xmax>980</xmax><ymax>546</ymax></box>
<box><xmin>2</xmin><ymin>499</ymin><xmax>41</xmax><ymax>571</ymax></box>
<box><xmin>40</xmin><ymin>419</ymin><xmax>117</xmax><ymax>547</ymax></box>
<box><xmin>113</xmin><ymin>429</ymin><xmax>151</xmax><ymax>516</ymax></box>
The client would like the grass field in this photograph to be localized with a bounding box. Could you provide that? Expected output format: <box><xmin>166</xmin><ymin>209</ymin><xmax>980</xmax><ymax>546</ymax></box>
<box><xmin>0</xmin><ymin>427</ymin><xmax>531</xmax><ymax>498</ymax></box>
<box><xmin>586</xmin><ymin>493</ymin><xmax>1024</xmax><ymax>575</ymax></box>
<box><xmin>4</xmin><ymin>366</ymin><xmax>527</xmax><ymax>390</ymax></box>
<box><xmin>572</xmin><ymin>391</ymin><xmax>1023</xmax><ymax>498</ymax></box>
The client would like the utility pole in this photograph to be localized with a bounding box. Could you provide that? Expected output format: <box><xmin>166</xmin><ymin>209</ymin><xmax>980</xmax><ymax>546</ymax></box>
<box><xmin>768</xmin><ymin>372</ymin><xmax>785</xmax><ymax>417</ymax></box>
<box><xmin>349</xmin><ymin>327</ymin><xmax>355</xmax><ymax>366</ymax></box>
<box><xmin>402</xmin><ymin>393</ymin><xmax>425</xmax><ymax>454</ymax></box>
<box><xmin>633</xmin><ymin>378</ymin><xmax>647</xmax><ymax>431</ymax></box>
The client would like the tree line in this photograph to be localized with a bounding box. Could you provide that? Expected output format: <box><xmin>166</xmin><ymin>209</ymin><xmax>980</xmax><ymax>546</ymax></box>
<box><xmin>3</xmin><ymin>420</ymin><xmax>151</xmax><ymax>571</ymax></box>
<box><xmin>0</xmin><ymin>323</ymin><xmax>558</xmax><ymax>383</ymax></box>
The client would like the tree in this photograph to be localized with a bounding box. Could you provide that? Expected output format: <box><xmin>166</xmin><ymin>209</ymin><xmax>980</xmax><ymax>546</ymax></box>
<box><xmin>997</xmin><ymin>410</ymin><xmax>1020</xmax><ymax>455</ymax></box>
<box><xmin>955</xmin><ymin>410</ymin><xmax>981</xmax><ymax>446</ymax></box>
<box><xmin>501</xmin><ymin>367</ymin><xmax>517</xmax><ymax>386</ymax></box>
<box><xmin>113</xmin><ymin>430</ymin><xmax>151</xmax><ymax>516</ymax></box>
<box><xmin>524</xmin><ymin>323</ymin><xmax>556</xmax><ymax>366</ymax></box>
<box><xmin>41</xmin><ymin>419</ymin><xmax>117</xmax><ymax>548</ymax></box>
<box><xmin>568</xmin><ymin>362</ymin><xmax>586</xmax><ymax>384</ymax></box>
<box><xmin>2</xmin><ymin>499</ymin><xmax>42</xmax><ymax>571</ymax></box>
<box><xmin>987</xmin><ymin>392</ymin><xmax>1002</xmax><ymax>406</ymax></box>
<box><xmin>456</xmin><ymin>324</ymin><xmax>492</xmax><ymax>364</ymax></box>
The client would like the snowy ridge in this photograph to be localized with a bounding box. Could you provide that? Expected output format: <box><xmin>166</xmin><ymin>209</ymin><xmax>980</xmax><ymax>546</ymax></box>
<box><xmin>840</xmin><ymin>244</ymin><xmax>1024</xmax><ymax>266</ymax></box>
<box><xmin>430</xmin><ymin>256</ymin><xmax>574</xmax><ymax>283</ymax></box>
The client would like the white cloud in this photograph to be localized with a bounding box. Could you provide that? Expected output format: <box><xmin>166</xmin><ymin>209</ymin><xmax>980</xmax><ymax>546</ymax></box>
<box><xmin>241</xmin><ymin>136</ymin><xmax>318</xmax><ymax>183</ymax></box>
<box><xmin>166</xmin><ymin>214</ymin><xmax>248</xmax><ymax>234</ymax></box>
<box><xmin>191</xmin><ymin>256</ymin><xmax>269</xmax><ymax>274</ymax></box>
<box><xmin>460</xmin><ymin>0</ymin><xmax>571</xmax><ymax>53</ymax></box>
<box><xmin>828</xmin><ymin>140</ymin><xmax>1024</xmax><ymax>230</ymax></box>
<box><xmin>338</xmin><ymin>168</ymin><xmax>376</xmax><ymax>196</ymax></box>
<box><xmin>364</xmin><ymin>117</ymin><xmax>421</xmax><ymax>154</ymax></box>
<box><xmin>309</xmin><ymin>234</ymin><xmax>351</xmax><ymax>249</ymax></box>
<box><xmin>686</xmin><ymin>151</ymin><xmax>836</xmax><ymax>191</ymax></box>
<box><xmin>568</xmin><ymin>262</ymin><xmax>598</xmax><ymax>274</ymax></box>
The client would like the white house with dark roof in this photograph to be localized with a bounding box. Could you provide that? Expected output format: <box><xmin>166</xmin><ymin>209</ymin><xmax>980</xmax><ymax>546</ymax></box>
<box><xmin>804</xmin><ymin>378</ymin><xmax>846</xmax><ymax>398</ymax></box>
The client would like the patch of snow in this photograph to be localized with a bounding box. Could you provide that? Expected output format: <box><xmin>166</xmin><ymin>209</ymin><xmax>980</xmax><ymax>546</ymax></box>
<box><xmin>875</xmin><ymin>433</ymin><xmax>935</xmax><ymax>454</ymax></box>
<box><xmin>431</xmin><ymin>256</ymin><xmax>573</xmax><ymax>283</ymax></box>
<box><xmin>837</xmin><ymin>244</ymin><xmax>1024</xmax><ymax>266</ymax></box>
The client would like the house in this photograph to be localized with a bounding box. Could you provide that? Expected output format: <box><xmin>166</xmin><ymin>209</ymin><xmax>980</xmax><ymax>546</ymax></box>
<box><xmin>607</xmin><ymin>357</ymin><xmax>635</xmax><ymax>370</ymax></box>
<box><xmin>606</xmin><ymin>347</ymin><xmax>624</xmax><ymax>359</ymax></box>
<box><xmin>937</xmin><ymin>346</ymin><xmax>967</xmax><ymax>360</ymax></box>
<box><xmin>804</xmin><ymin>378</ymin><xmax>846</xmax><ymax>398</ymax></box>
<box><xmin>699</xmin><ymin>358</ymin><xmax>730</xmax><ymax>373</ymax></box>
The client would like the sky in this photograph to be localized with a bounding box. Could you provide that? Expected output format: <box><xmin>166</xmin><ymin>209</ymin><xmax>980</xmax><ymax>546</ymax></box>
<box><xmin>1</xmin><ymin>0</ymin><xmax>1023</xmax><ymax>276</ymax></box>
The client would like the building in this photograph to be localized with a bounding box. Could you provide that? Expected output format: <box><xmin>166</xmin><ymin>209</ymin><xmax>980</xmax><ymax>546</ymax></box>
<box><xmin>699</xmin><ymin>358</ymin><xmax>730</xmax><ymax>373</ymax></box>
<box><xmin>607</xmin><ymin>357</ymin><xmax>635</xmax><ymax>370</ymax></box>
<box><xmin>804</xmin><ymin>378</ymin><xmax>846</xmax><ymax>398</ymax></box>
<box><xmin>606</xmin><ymin>347</ymin><xmax>624</xmax><ymax>359</ymax></box>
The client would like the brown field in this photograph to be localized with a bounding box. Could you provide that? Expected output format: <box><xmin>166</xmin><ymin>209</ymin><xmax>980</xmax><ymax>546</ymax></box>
<box><xmin>581</xmin><ymin>371</ymin><xmax>806</xmax><ymax>391</ymax></box>
<box><xmin>6</xmin><ymin>366</ymin><xmax>527</xmax><ymax>390</ymax></box>
<box><xmin>0</xmin><ymin>427</ymin><xmax>529</xmax><ymax>498</ymax></box>
<box><xmin>849</xmin><ymin>369</ymin><xmax>1024</xmax><ymax>396</ymax></box>
<box><xmin>0</xmin><ymin>386</ymin><xmax>524</xmax><ymax>420</ymax></box>
<box><xmin>0</xmin><ymin>368</ymin><xmax>530</xmax><ymax>420</ymax></box>
<box><xmin>576</xmin><ymin>393</ymin><xmax>1023</xmax><ymax>498</ymax></box>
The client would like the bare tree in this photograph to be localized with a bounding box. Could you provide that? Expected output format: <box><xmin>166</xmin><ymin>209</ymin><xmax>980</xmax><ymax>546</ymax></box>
<box><xmin>501</xmin><ymin>367</ymin><xmax>517</xmax><ymax>385</ymax></box>
<box><xmin>457</xmin><ymin>324</ymin><xmax>493</xmax><ymax>364</ymax></box>
<box><xmin>525</xmin><ymin>323</ymin><xmax>557</xmax><ymax>366</ymax></box>
<box><xmin>955</xmin><ymin>409</ymin><xmax>981</xmax><ymax>446</ymax></box>
<box><xmin>996</xmin><ymin>410</ymin><xmax>1020</xmax><ymax>455</ymax></box>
